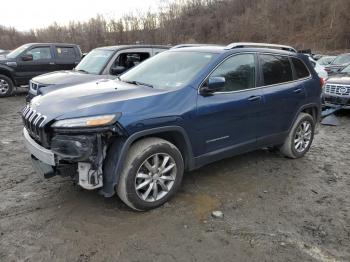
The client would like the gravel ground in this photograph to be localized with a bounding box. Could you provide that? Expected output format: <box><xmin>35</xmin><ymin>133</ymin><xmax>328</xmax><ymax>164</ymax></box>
<box><xmin>0</xmin><ymin>90</ymin><xmax>349</xmax><ymax>262</ymax></box>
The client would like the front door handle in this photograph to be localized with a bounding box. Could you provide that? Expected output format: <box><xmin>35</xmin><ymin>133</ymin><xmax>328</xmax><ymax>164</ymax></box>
<box><xmin>247</xmin><ymin>95</ymin><xmax>262</xmax><ymax>101</ymax></box>
<box><xmin>293</xmin><ymin>88</ymin><xmax>302</xmax><ymax>94</ymax></box>
<box><xmin>49</xmin><ymin>62</ymin><xmax>55</xmax><ymax>65</ymax></box>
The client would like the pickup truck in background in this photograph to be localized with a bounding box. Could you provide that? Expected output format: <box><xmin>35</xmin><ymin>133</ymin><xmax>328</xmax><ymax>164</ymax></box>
<box><xmin>0</xmin><ymin>43</ymin><xmax>82</xmax><ymax>97</ymax></box>
<box><xmin>27</xmin><ymin>45</ymin><xmax>169</xmax><ymax>101</ymax></box>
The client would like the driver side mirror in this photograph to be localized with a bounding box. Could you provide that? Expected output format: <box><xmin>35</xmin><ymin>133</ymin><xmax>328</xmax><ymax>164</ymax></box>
<box><xmin>200</xmin><ymin>76</ymin><xmax>225</xmax><ymax>95</ymax></box>
<box><xmin>21</xmin><ymin>54</ymin><xmax>33</xmax><ymax>61</ymax></box>
<box><xmin>111</xmin><ymin>66</ymin><xmax>126</xmax><ymax>75</ymax></box>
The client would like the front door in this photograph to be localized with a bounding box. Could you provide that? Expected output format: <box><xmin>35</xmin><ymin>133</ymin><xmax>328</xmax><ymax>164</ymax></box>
<box><xmin>195</xmin><ymin>53</ymin><xmax>263</xmax><ymax>157</ymax></box>
<box><xmin>16</xmin><ymin>46</ymin><xmax>56</xmax><ymax>85</ymax></box>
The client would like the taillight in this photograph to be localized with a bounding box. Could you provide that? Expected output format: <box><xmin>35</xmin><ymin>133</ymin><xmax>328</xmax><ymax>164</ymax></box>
<box><xmin>320</xmin><ymin>77</ymin><xmax>325</xmax><ymax>88</ymax></box>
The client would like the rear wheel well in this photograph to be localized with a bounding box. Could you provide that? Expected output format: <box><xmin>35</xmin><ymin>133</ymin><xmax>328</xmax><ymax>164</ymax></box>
<box><xmin>130</xmin><ymin>131</ymin><xmax>191</xmax><ymax>170</ymax></box>
<box><xmin>301</xmin><ymin>106</ymin><xmax>318</xmax><ymax>122</ymax></box>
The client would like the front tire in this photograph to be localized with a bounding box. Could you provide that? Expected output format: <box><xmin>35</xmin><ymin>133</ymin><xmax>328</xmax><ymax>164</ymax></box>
<box><xmin>0</xmin><ymin>74</ymin><xmax>14</xmax><ymax>97</ymax></box>
<box><xmin>279</xmin><ymin>113</ymin><xmax>315</xmax><ymax>159</ymax></box>
<box><xmin>117</xmin><ymin>137</ymin><xmax>184</xmax><ymax>211</ymax></box>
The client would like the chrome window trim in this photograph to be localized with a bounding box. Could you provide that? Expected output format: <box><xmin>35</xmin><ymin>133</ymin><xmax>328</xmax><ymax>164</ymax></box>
<box><xmin>198</xmin><ymin>52</ymin><xmax>311</xmax><ymax>95</ymax></box>
<box><xmin>197</xmin><ymin>52</ymin><xmax>257</xmax><ymax>94</ymax></box>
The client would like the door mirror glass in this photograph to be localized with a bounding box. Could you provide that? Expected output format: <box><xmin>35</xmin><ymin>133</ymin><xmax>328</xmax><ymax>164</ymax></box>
<box><xmin>111</xmin><ymin>66</ymin><xmax>126</xmax><ymax>75</ymax></box>
<box><xmin>21</xmin><ymin>54</ymin><xmax>33</xmax><ymax>61</ymax></box>
<box><xmin>200</xmin><ymin>76</ymin><xmax>225</xmax><ymax>94</ymax></box>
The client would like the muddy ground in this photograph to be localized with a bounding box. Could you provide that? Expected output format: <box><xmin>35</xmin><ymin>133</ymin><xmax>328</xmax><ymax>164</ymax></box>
<box><xmin>0</xmin><ymin>89</ymin><xmax>349</xmax><ymax>262</ymax></box>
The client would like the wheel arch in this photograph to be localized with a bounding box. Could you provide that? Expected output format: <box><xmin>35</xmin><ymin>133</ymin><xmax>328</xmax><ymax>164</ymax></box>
<box><xmin>288</xmin><ymin>103</ymin><xmax>320</xmax><ymax>133</ymax></box>
<box><xmin>0</xmin><ymin>66</ymin><xmax>15</xmax><ymax>85</ymax></box>
<box><xmin>101</xmin><ymin>126</ymin><xmax>194</xmax><ymax>197</ymax></box>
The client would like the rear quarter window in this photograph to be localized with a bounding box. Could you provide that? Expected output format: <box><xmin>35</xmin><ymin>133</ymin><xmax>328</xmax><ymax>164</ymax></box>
<box><xmin>260</xmin><ymin>54</ymin><xmax>293</xmax><ymax>85</ymax></box>
<box><xmin>291</xmin><ymin>57</ymin><xmax>310</xmax><ymax>79</ymax></box>
<box><xmin>56</xmin><ymin>47</ymin><xmax>76</xmax><ymax>59</ymax></box>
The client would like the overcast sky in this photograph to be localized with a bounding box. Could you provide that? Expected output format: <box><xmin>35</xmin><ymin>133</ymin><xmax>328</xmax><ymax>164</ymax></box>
<box><xmin>0</xmin><ymin>0</ymin><xmax>162</xmax><ymax>31</ymax></box>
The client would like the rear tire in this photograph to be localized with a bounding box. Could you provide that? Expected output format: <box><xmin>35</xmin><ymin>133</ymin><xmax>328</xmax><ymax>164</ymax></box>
<box><xmin>279</xmin><ymin>113</ymin><xmax>315</xmax><ymax>159</ymax></box>
<box><xmin>0</xmin><ymin>74</ymin><xmax>14</xmax><ymax>97</ymax></box>
<box><xmin>117</xmin><ymin>137</ymin><xmax>184</xmax><ymax>211</ymax></box>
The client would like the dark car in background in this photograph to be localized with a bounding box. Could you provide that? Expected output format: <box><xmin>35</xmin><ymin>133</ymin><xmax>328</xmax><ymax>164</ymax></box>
<box><xmin>323</xmin><ymin>64</ymin><xmax>350</xmax><ymax>109</ymax></box>
<box><xmin>0</xmin><ymin>43</ymin><xmax>82</xmax><ymax>97</ymax></box>
<box><xmin>22</xmin><ymin>43</ymin><xmax>321</xmax><ymax>211</ymax></box>
<box><xmin>324</xmin><ymin>53</ymin><xmax>350</xmax><ymax>75</ymax></box>
<box><xmin>27</xmin><ymin>45</ymin><xmax>169</xmax><ymax>101</ymax></box>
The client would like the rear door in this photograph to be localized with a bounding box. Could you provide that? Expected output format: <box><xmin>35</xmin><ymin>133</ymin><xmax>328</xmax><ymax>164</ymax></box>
<box><xmin>195</xmin><ymin>53</ymin><xmax>263</xmax><ymax>155</ymax></box>
<box><xmin>15</xmin><ymin>45</ymin><xmax>56</xmax><ymax>84</ymax></box>
<box><xmin>257</xmin><ymin>53</ymin><xmax>307</xmax><ymax>146</ymax></box>
<box><xmin>54</xmin><ymin>46</ymin><xmax>80</xmax><ymax>70</ymax></box>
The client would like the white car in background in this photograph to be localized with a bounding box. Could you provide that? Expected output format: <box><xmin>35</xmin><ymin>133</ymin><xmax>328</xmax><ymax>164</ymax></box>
<box><xmin>308</xmin><ymin>56</ymin><xmax>328</xmax><ymax>79</ymax></box>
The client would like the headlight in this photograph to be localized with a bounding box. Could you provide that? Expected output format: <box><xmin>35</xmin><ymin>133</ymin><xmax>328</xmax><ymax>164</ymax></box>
<box><xmin>52</xmin><ymin>114</ymin><xmax>121</xmax><ymax>128</ymax></box>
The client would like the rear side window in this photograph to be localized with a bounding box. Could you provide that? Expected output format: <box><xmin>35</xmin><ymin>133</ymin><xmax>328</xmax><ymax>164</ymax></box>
<box><xmin>56</xmin><ymin>47</ymin><xmax>76</xmax><ymax>59</ymax></box>
<box><xmin>210</xmin><ymin>54</ymin><xmax>256</xmax><ymax>92</ymax></box>
<box><xmin>260</xmin><ymin>54</ymin><xmax>293</xmax><ymax>85</ymax></box>
<box><xmin>291</xmin><ymin>57</ymin><xmax>310</xmax><ymax>79</ymax></box>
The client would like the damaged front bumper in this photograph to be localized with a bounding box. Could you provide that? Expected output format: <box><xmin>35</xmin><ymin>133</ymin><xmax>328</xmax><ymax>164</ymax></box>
<box><xmin>23</xmin><ymin>127</ymin><xmax>104</xmax><ymax>190</ymax></box>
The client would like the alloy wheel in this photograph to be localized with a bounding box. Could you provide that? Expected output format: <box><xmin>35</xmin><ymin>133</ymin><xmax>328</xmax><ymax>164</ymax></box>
<box><xmin>0</xmin><ymin>79</ymin><xmax>9</xmax><ymax>95</ymax></box>
<box><xmin>135</xmin><ymin>153</ymin><xmax>177</xmax><ymax>202</ymax></box>
<box><xmin>294</xmin><ymin>120</ymin><xmax>312</xmax><ymax>153</ymax></box>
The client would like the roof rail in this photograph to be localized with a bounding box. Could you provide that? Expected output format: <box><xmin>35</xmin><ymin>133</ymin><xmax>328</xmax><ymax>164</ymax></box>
<box><xmin>225</xmin><ymin>42</ymin><xmax>297</xmax><ymax>52</ymax></box>
<box><xmin>171</xmin><ymin>44</ymin><xmax>219</xmax><ymax>49</ymax></box>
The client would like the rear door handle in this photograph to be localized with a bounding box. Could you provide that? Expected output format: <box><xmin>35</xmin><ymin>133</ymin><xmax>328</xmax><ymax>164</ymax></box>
<box><xmin>293</xmin><ymin>88</ymin><xmax>302</xmax><ymax>94</ymax></box>
<box><xmin>247</xmin><ymin>95</ymin><xmax>262</xmax><ymax>101</ymax></box>
<box><xmin>49</xmin><ymin>62</ymin><xmax>55</xmax><ymax>65</ymax></box>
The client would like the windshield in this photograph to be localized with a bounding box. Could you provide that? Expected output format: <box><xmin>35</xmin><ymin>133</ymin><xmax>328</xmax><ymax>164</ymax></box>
<box><xmin>340</xmin><ymin>65</ymin><xmax>350</xmax><ymax>73</ymax></box>
<box><xmin>120</xmin><ymin>51</ymin><xmax>217</xmax><ymax>89</ymax></box>
<box><xmin>317</xmin><ymin>56</ymin><xmax>335</xmax><ymax>65</ymax></box>
<box><xmin>6</xmin><ymin>44</ymin><xmax>30</xmax><ymax>59</ymax></box>
<box><xmin>75</xmin><ymin>49</ymin><xmax>114</xmax><ymax>74</ymax></box>
<box><xmin>332</xmin><ymin>54</ymin><xmax>350</xmax><ymax>65</ymax></box>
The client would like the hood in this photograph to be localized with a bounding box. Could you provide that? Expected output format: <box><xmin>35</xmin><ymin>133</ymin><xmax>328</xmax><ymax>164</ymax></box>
<box><xmin>326</xmin><ymin>73</ymin><xmax>350</xmax><ymax>85</ymax></box>
<box><xmin>30</xmin><ymin>79</ymin><xmax>170</xmax><ymax>122</ymax></box>
<box><xmin>33</xmin><ymin>71</ymin><xmax>117</xmax><ymax>92</ymax></box>
<box><xmin>0</xmin><ymin>56</ymin><xmax>12</xmax><ymax>64</ymax></box>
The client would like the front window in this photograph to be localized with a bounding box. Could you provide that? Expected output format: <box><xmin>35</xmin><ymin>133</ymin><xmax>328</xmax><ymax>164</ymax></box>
<box><xmin>120</xmin><ymin>51</ymin><xmax>217</xmax><ymax>89</ymax></box>
<box><xmin>75</xmin><ymin>49</ymin><xmax>114</xmax><ymax>74</ymax></box>
<box><xmin>6</xmin><ymin>44</ymin><xmax>30</xmax><ymax>59</ymax></box>
<box><xmin>210</xmin><ymin>54</ymin><xmax>256</xmax><ymax>92</ymax></box>
<box><xmin>332</xmin><ymin>54</ymin><xmax>350</xmax><ymax>65</ymax></box>
<box><xmin>26</xmin><ymin>47</ymin><xmax>52</xmax><ymax>60</ymax></box>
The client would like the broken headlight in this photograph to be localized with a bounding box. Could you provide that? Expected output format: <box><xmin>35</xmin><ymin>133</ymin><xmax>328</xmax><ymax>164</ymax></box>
<box><xmin>52</xmin><ymin>113</ymin><xmax>121</xmax><ymax>128</ymax></box>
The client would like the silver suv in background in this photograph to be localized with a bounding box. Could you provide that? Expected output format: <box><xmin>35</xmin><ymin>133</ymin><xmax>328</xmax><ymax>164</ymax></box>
<box><xmin>27</xmin><ymin>45</ymin><xmax>169</xmax><ymax>101</ymax></box>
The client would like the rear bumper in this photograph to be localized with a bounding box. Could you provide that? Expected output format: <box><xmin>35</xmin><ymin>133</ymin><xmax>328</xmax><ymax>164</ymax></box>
<box><xmin>23</xmin><ymin>127</ymin><xmax>56</xmax><ymax>166</ymax></box>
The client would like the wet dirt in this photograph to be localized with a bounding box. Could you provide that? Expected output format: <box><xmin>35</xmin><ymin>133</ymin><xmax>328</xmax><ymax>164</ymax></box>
<box><xmin>0</xmin><ymin>91</ymin><xmax>349</xmax><ymax>261</ymax></box>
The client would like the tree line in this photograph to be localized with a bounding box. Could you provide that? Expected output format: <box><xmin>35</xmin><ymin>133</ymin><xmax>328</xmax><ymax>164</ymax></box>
<box><xmin>0</xmin><ymin>0</ymin><xmax>349</xmax><ymax>52</ymax></box>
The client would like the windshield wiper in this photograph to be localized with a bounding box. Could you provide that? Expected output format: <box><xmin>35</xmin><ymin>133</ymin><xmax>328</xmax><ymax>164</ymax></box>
<box><xmin>119</xmin><ymin>78</ymin><xmax>153</xmax><ymax>88</ymax></box>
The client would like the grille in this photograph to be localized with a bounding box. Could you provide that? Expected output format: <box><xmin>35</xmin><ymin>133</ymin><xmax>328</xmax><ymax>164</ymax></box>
<box><xmin>324</xmin><ymin>84</ymin><xmax>350</xmax><ymax>96</ymax></box>
<box><xmin>22</xmin><ymin>105</ymin><xmax>47</xmax><ymax>142</ymax></box>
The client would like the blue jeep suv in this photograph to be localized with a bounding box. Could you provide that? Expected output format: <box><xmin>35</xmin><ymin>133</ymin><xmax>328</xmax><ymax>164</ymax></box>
<box><xmin>22</xmin><ymin>43</ymin><xmax>322</xmax><ymax>211</ymax></box>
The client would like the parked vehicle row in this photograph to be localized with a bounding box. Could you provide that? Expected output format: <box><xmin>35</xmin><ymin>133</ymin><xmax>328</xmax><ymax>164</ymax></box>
<box><xmin>0</xmin><ymin>43</ymin><xmax>82</xmax><ymax>97</ymax></box>
<box><xmin>22</xmin><ymin>42</ymin><xmax>322</xmax><ymax>211</ymax></box>
<box><xmin>27</xmin><ymin>45</ymin><xmax>169</xmax><ymax>101</ymax></box>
